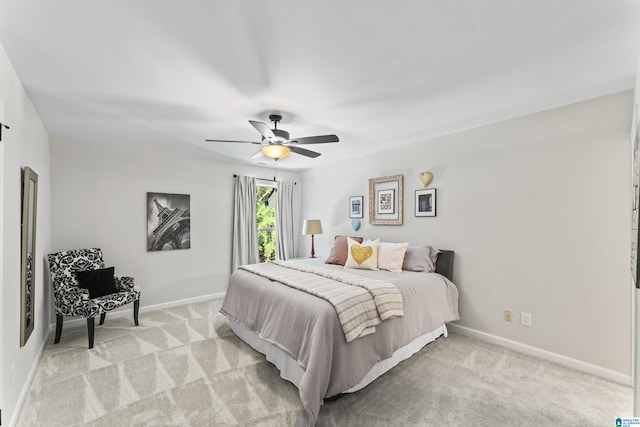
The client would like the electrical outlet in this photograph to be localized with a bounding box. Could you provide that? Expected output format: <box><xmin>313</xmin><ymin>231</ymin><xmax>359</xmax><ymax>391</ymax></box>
<box><xmin>503</xmin><ymin>309</ymin><xmax>513</xmax><ymax>322</ymax></box>
<box><xmin>520</xmin><ymin>312</ymin><xmax>532</xmax><ymax>327</ymax></box>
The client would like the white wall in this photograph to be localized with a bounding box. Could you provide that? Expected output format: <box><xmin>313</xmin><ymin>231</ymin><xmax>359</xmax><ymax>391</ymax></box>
<box><xmin>300</xmin><ymin>91</ymin><xmax>633</xmax><ymax>376</ymax></box>
<box><xmin>50</xmin><ymin>134</ymin><xmax>302</xmax><ymax>307</ymax></box>
<box><xmin>0</xmin><ymin>42</ymin><xmax>51</xmax><ymax>426</ymax></box>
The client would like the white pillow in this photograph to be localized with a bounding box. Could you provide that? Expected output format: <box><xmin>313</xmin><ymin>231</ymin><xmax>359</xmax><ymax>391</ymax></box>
<box><xmin>378</xmin><ymin>242</ymin><xmax>410</xmax><ymax>272</ymax></box>
<box><xmin>345</xmin><ymin>238</ymin><xmax>380</xmax><ymax>270</ymax></box>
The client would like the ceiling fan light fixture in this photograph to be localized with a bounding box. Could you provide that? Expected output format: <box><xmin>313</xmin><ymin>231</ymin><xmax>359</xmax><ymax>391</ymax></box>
<box><xmin>206</xmin><ymin>113</ymin><xmax>337</xmax><ymax>160</ymax></box>
<box><xmin>262</xmin><ymin>144</ymin><xmax>290</xmax><ymax>159</ymax></box>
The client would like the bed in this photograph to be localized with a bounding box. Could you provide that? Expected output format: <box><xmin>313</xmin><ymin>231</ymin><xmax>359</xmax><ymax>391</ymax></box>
<box><xmin>219</xmin><ymin>248</ymin><xmax>459</xmax><ymax>424</ymax></box>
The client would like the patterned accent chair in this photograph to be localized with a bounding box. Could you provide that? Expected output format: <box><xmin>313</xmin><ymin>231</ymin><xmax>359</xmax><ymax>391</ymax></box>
<box><xmin>47</xmin><ymin>248</ymin><xmax>141</xmax><ymax>349</ymax></box>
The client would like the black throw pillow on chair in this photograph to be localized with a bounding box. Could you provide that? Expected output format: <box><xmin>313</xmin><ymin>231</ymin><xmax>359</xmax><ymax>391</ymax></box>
<box><xmin>75</xmin><ymin>267</ymin><xmax>118</xmax><ymax>298</ymax></box>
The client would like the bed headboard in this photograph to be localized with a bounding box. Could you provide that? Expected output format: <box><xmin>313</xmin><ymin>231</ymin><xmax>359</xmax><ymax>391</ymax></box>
<box><xmin>435</xmin><ymin>250</ymin><xmax>454</xmax><ymax>282</ymax></box>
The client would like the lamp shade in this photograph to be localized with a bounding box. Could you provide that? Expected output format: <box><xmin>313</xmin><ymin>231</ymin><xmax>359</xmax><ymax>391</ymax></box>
<box><xmin>262</xmin><ymin>144</ymin><xmax>290</xmax><ymax>159</ymax></box>
<box><xmin>302</xmin><ymin>219</ymin><xmax>323</xmax><ymax>235</ymax></box>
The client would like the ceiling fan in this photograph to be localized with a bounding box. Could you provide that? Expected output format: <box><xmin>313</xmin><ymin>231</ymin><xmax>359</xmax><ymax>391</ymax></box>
<box><xmin>206</xmin><ymin>114</ymin><xmax>339</xmax><ymax>160</ymax></box>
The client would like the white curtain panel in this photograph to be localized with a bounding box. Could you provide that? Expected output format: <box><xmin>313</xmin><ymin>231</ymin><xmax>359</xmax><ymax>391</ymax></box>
<box><xmin>276</xmin><ymin>180</ymin><xmax>297</xmax><ymax>260</ymax></box>
<box><xmin>232</xmin><ymin>175</ymin><xmax>259</xmax><ymax>270</ymax></box>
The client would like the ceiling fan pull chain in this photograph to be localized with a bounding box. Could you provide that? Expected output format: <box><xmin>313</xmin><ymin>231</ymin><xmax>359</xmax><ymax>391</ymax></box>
<box><xmin>273</xmin><ymin>158</ymin><xmax>278</xmax><ymax>181</ymax></box>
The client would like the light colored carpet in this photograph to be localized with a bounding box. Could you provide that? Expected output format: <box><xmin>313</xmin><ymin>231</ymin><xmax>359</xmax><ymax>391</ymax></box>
<box><xmin>16</xmin><ymin>298</ymin><xmax>632</xmax><ymax>426</ymax></box>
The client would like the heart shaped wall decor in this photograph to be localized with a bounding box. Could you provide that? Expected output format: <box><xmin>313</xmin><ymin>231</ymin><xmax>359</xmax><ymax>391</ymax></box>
<box><xmin>418</xmin><ymin>171</ymin><xmax>433</xmax><ymax>187</ymax></box>
<box><xmin>351</xmin><ymin>219</ymin><xmax>360</xmax><ymax>231</ymax></box>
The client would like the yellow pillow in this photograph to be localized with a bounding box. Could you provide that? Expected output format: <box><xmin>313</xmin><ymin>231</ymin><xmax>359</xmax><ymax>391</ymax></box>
<box><xmin>344</xmin><ymin>238</ymin><xmax>379</xmax><ymax>270</ymax></box>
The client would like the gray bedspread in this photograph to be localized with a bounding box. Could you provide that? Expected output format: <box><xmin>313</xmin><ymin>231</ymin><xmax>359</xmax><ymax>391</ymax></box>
<box><xmin>219</xmin><ymin>259</ymin><xmax>459</xmax><ymax>424</ymax></box>
<box><xmin>240</xmin><ymin>261</ymin><xmax>404</xmax><ymax>342</ymax></box>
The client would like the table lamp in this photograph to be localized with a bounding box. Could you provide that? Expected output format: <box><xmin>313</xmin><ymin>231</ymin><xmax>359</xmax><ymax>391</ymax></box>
<box><xmin>302</xmin><ymin>219</ymin><xmax>323</xmax><ymax>258</ymax></box>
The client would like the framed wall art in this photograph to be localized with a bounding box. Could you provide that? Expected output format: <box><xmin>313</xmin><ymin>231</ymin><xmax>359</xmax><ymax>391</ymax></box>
<box><xmin>368</xmin><ymin>174</ymin><xmax>403</xmax><ymax>225</ymax></box>
<box><xmin>377</xmin><ymin>189</ymin><xmax>395</xmax><ymax>214</ymax></box>
<box><xmin>415</xmin><ymin>188</ymin><xmax>436</xmax><ymax>217</ymax></box>
<box><xmin>147</xmin><ymin>192</ymin><xmax>191</xmax><ymax>251</ymax></box>
<box><xmin>349</xmin><ymin>195</ymin><xmax>364</xmax><ymax>218</ymax></box>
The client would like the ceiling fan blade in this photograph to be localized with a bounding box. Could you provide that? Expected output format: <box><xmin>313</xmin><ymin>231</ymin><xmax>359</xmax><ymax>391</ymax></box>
<box><xmin>286</xmin><ymin>134</ymin><xmax>339</xmax><ymax>144</ymax></box>
<box><xmin>289</xmin><ymin>145</ymin><xmax>321</xmax><ymax>158</ymax></box>
<box><xmin>205</xmin><ymin>139</ymin><xmax>261</xmax><ymax>144</ymax></box>
<box><xmin>251</xmin><ymin>150</ymin><xmax>264</xmax><ymax>159</ymax></box>
<box><xmin>249</xmin><ymin>120</ymin><xmax>276</xmax><ymax>140</ymax></box>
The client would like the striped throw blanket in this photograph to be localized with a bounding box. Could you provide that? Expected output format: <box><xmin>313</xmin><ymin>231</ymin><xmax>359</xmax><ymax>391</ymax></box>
<box><xmin>239</xmin><ymin>261</ymin><xmax>404</xmax><ymax>342</ymax></box>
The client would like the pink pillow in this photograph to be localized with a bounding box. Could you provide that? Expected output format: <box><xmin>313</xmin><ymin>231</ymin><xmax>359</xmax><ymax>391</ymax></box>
<box><xmin>325</xmin><ymin>235</ymin><xmax>363</xmax><ymax>265</ymax></box>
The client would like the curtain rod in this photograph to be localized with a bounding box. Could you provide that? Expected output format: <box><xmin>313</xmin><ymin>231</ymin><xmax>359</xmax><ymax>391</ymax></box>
<box><xmin>0</xmin><ymin>122</ymin><xmax>9</xmax><ymax>142</ymax></box>
<box><xmin>233</xmin><ymin>174</ymin><xmax>297</xmax><ymax>185</ymax></box>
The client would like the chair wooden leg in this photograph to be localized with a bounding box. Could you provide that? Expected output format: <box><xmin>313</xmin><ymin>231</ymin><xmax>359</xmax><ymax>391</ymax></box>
<box><xmin>87</xmin><ymin>317</ymin><xmax>95</xmax><ymax>349</ymax></box>
<box><xmin>99</xmin><ymin>313</ymin><xmax>106</xmax><ymax>325</ymax></box>
<box><xmin>54</xmin><ymin>314</ymin><xmax>63</xmax><ymax>344</ymax></box>
<box><xmin>134</xmin><ymin>299</ymin><xmax>140</xmax><ymax>326</ymax></box>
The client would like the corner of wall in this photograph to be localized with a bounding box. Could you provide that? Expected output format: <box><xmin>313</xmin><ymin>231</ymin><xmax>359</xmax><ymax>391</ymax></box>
<box><xmin>0</xmin><ymin>39</ymin><xmax>52</xmax><ymax>426</ymax></box>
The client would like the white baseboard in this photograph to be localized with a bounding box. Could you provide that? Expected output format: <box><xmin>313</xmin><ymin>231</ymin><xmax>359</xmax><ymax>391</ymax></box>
<box><xmin>137</xmin><ymin>291</ymin><xmax>226</xmax><ymax>313</ymax></box>
<box><xmin>50</xmin><ymin>292</ymin><xmax>227</xmax><ymax>332</ymax></box>
<box><xmin>10</xmin><ymin>328</ymin><xmax>51</xmax><ymax>427</ymax></box>
<box><xmin>448</xmin><ymin>323</ymin><xmax>632</xmax><ymax>387</ymax></box>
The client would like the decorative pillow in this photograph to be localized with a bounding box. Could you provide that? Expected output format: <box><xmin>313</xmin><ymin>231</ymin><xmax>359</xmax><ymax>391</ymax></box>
<box><xmin>345</xmin><ymin>238</ymin><xmax>380</xmax><ymax>270</ymax></box>
<box><xmin>325</xmin><ymin>235</ymin><xmax>363</xmax><ymax>265</ymax></box>
<box><xmin>75</xmin><ymin>266</ymin><xmax>118</xmax><ymax>299</ymax></box>
<box><xmin>378</xmin><ymin>242</ymin><xmax>410</xmax><ymax>272</ymax></box>
<box><xmin>402</xmin><ymin>246</ymin><xmax>439</xmax><ymax>272</ymax></box>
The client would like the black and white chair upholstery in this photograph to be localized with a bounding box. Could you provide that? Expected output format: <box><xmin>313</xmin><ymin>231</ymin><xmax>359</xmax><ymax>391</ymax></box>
<box><xmin>47</xmin><ymin>248</ymin><xmax>141</xmax><ymax>349</ymax></box>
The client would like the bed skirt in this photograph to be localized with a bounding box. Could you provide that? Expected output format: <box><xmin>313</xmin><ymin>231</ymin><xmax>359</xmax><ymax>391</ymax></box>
<box><xmin>227</xmin><ymin>318</ymin><xmax>448</xmax><ymax>396</ymax></box>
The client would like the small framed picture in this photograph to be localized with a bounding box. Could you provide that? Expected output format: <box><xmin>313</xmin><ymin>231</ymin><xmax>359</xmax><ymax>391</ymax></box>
<box><xmin>415</xmin><ymin>188</ymin><xmax>436</xmax><ymax>217</ymax></box>
<box><xmin>350</xmin><ymin>196</ymin><xmax>364</xmax><ymax>218</ymax></box>
<box><xmin>377</xmin><ymin>189</ymin><xmax>395</xmax><ymax>214</ymax></box>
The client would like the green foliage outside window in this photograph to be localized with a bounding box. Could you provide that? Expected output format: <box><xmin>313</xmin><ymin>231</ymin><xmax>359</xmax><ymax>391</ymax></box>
<box><xmin>257</xmin><ymin>186</ymin><xmax>277</xmax><ymax>262</ymax></box>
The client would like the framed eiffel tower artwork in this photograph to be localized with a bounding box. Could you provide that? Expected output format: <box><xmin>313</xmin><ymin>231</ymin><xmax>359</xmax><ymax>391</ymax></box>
<box><xmin>147</xmin><ymin>192</ymin><xmax>191</xmax><ymax>251</ymax></box>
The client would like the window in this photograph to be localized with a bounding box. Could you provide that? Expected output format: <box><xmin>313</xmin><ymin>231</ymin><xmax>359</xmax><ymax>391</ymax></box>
<box><xmin>256</xmin><ymin>183</ymin><xmax>277</xmax><ymax>262</ymax></box>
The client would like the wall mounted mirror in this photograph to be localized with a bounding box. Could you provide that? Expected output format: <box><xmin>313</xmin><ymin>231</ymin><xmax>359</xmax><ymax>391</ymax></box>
<box><xmin>633</xmin><ymin>123</ymin><xmax>640</xmax><ymax>289</ymax></box>
<box><xmin>21</xmin><ymin>166</ymin><xmax>38</xmax><ymax>346</ymax></box>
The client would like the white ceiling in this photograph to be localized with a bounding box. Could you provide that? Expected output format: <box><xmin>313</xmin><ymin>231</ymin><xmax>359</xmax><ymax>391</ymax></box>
<box><xmin>0</xmin><ymin>0</ymin><xmax>639</xmax><ymax>170</ymax></box>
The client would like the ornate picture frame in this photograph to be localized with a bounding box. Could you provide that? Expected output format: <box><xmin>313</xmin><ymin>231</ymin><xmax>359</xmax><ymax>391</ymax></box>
<box><xmin>368</xmin><ymin>175</ymin><xmax>403</xmax><ymax>225</ymax></box>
